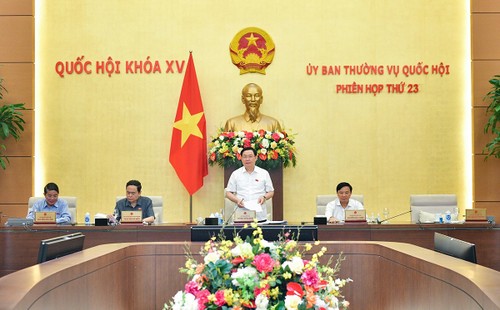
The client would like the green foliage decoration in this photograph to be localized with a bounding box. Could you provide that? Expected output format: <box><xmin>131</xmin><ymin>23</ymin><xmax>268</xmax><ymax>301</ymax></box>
<box><xmin>0</xmin><ymin>77</ymin><xmax>26</xmax><ymax>169</ymax></box>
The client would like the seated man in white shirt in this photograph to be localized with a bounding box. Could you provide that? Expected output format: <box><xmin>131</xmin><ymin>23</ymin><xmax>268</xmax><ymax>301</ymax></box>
<box><xmin>325</xmin><ymin>182</ymin><xmax>364</xmax><ymax>223</ymax></box>
<box><xmin>225</xmin><ymin>147</ymin><xmax>274</xmax><ymax>222</ymax></box>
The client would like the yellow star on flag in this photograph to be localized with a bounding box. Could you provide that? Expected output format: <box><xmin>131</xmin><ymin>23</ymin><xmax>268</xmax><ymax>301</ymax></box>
<box><xmin>173</xmin><ymin>102</ymin><xmax>204</xmax><ymax>147</ymax></box>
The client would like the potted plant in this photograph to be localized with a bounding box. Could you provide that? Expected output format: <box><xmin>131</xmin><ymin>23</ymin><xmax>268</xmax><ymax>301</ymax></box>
<box><xmin>0</xmin><ymin>77</ymin><xmax>26</xmax><ymax>169</ymax></box>
<box><xmin>483</xmin><ymin>75</ymin><xmax>500</xmax><ymax>159</ymax></box>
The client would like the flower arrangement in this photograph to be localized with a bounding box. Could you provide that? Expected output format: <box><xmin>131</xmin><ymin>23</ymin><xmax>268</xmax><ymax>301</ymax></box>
<box><xmin>208</xmin><ymin>129</ymin><xmax>297</xmax><ymax>170</ymax></box>
<box><xmin>164</xmin><ymin>222</ymin><xmax>351</xmax><ymax>310</ymax></box>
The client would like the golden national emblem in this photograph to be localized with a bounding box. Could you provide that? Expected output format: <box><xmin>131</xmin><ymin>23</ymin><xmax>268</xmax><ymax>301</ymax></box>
<box><xmin>229</xmin><ymin>27</ymin><xmax>275</xmax><ymax>74</ymax></box>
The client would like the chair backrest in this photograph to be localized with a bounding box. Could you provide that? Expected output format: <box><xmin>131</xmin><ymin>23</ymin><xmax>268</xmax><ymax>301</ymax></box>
<box><xmin>115</xmin><ymin>196</ymin><xmax>163</xmax><ymax>224</ymax></box>
<box><xmin>316</xmin><ymin>194</ymin><xmax>364</xmax><ymax>216</ymax></box>
<box><xmin>28</xmin><ymin>196</ymin><xmax>77</xmax><ymax>224</ymax></box>
<box><xmin>224</xmin><ymin>195</ymin><xmax>273</xmax><ymax>222</ymax></box>
<box><xmin>410</xmin><ymin>194</ymin><xmax>457</xmax><ymax>223</ymax></box>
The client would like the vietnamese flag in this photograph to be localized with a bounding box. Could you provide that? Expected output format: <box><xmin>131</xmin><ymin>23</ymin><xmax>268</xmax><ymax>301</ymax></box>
<box><xmin>169</xmin><ymin>52</ymin><xmax>208</xmax><ymax>195</ymax></box>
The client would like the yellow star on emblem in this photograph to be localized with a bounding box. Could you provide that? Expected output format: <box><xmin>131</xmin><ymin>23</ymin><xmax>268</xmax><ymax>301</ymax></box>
<box><xmin>173</xmin><ymin>103</ymin><xmax>204</xmax><ymax>147</ymax></box>
<box><xmin>245</xmin><ymin>33</ymin><xmax>258</xmax><ymax>47</ymax></box>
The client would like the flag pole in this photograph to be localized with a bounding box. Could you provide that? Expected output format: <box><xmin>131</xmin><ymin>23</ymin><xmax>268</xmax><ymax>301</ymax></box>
<box><xmin>190</xmin><ymin>195</ymin><xmax>193</xmax><ymax>223</ymax></box>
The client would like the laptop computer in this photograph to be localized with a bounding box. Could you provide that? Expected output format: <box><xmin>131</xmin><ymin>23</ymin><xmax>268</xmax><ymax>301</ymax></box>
<box><xmin>121</xmin><ymin>210</ymin><xmax>142</xmax><ymax>223</ymax></box>
<box><xmin>34</xmin><ymin>211</ymin><xmax>57</xmax><ymax>224</ymax></box>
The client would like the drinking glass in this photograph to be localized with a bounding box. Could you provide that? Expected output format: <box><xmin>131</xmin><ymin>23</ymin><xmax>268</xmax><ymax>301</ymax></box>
<box><xmin>383</xmin><ymin>208</ymin><xmax>390</xmax><ymax>220</ymax></box>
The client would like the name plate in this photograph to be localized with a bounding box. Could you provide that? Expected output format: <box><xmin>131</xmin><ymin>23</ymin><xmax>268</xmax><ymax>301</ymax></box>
<box><xmin>121</xmin><ymin>210</ymin><xmax>142</xmax><ymax>223</ymax></box>
<box><xmin>233</xmin><ymin>209</ymin><xmax>256</xmax><ymax>223</ymax></box>
<box><xmin>35</xmin><ymin>211</ymin><xmax>56</xmax><ymax>224</ymax></box>
<box><xmin>345</xmin><ymin>209</ymin><xmax>366</xmax><ymax>222</ymax></box>
<box><xmin>465</xmin><ymin>208</ymin><xmax>487</xmax><ymax>221</ymax></box>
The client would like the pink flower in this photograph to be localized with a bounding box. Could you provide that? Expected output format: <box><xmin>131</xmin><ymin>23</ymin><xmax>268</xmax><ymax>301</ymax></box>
<box><xmin>214</xmin><ymin>290</ymin><xmax>226</xmax><ymax>306</ymax></box>
<box><xmin>196</xmin><ymin>289</ymin><xmax>210</xmax><ymax>310</ymax></box>
<box><xmin>184</xmin><ymin>280</ymin><xmax>199</xmax><ymax>295</ymax></box>
<box><xmin>253</xmin><ymin>253</ymin><xmax>275</xmax><ymax>273</ymax></box>
<box><xmin>301</xmin><ymin>269</ymin><xmax>319</xmax><ymax>286</ymax></box>
<box><xmin>271</xmin><ymin>132</ymin><xmax>280</xmax><ymax>142</ymax></box>
<box><xmin>245</xmin><ymin>131</ymin><xmax>254</xmax><ymax>139</ymax></box>
<box><xmin>223</xmin><ymin>132</ymin><xmax>235</xmax><ymax>139</ymax></box>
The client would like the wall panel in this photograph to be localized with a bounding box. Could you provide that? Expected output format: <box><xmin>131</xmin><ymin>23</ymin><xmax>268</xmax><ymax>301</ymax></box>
<box><xmin>474</xmin><ymin>156</ymin><xmax>500</xmax><ymax>201</ymax></box>
<box><xmin>471</xmin><ymin>61</ymin><xmax>500</xmax><ymax>107</ymax></box>
<box><xmin>474</xmin><ymin>201</ymin><xmax>500</xmax><ymax>220</ymax></box>
<box><xmin>471</xmin><ymin>14</ymin><xmax>500</xmax><ymax>60</ymax></box>
<box><xmin>0</xmin><ymin>63</ymin><xmax>34</xmax><ymax>108</ymax></box>
<box><xmin>471</xmin><ymin>1</ymin><xmax>500</xmax><ymax>12</ymax></box>
<box><xmin>0</xmin><ymin>0</ymin><xmax>34</xmax><ymax>208</ymax></box>
<box><xmin>0</xmin><ymin>157</ymin><xmax>33</xmax><ymax>203</ymax></box>
<box><xmin>0</xmin><ymin>0</ymin><xmax>32</xmax><ymax>15</ymax></box>
<box><xmin>471</xmin><ymin>0</ymin><xmax>500</xmax><ymax>219</ymax></box>
<box><xmin>0</xmin><ymin>204</ymin><xmax>27</xmax><ymax>226</ymax></box>
<box><xmin>0</xmin><ymin>16</ymin><xmax>33</xmax><ymax>62</ymax></box>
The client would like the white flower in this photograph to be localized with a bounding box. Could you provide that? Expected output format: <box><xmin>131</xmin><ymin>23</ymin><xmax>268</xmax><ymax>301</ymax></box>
<box><xmin>282</xmin><ymin>256</ymin><xmax>304</xmax><ymax>274</ymax></box>
<box><xmin>260</xmin><ymin>148</ymin><xmax>267</xmax><ymax>155</ymax></box>
<box><xmin>237</xmin><ymin>131</ymin><xmax>245</xmax><ymax>138</ymax></box>
<box><xmin>255</xmin><ymin>293</ymin><xmax>269</xmax><ymax>310</ymax></box>
<box><xmin>261</xmin><ymin>138</ymin><xmax>270</xmax><ymax>148</ymax></box>
<box><xmin>231</xmin><ymin>242</ymin><xmax>254</xmax><ymax>258</ymax></box>
<box><xmin>284</xmin><ymin>295</ymin><xmax>302</xmax><ymax>309</ymax></box>
<box><xmin>171</xmin><ymin>291</ymin><xmax>198</xmax><ymax>310</ymax></box>
<box><xmin>231</xmin><ymin>266</ymin><xmax>258</xmax><ymax>286</ymax></box>
<box><xmin>204</xmin><ymin>251</ymin><xmax>220</xmax><ymax>264</ymax></box>
<box><xmin>328</xmin><ymin>295</ymin><xmax>339</xmax><ymax>309</ymax></box>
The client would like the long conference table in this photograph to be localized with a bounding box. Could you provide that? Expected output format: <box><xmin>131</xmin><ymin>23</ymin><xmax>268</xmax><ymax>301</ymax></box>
<box><xmin>1</xmin><ymin>241</ymin><xmax>500</xmax><ymax>309</ymax></box>
<box><xmin>1</xmin><ymin>221</ymin><xmax>499</xmax><ymax>277</ymax></box>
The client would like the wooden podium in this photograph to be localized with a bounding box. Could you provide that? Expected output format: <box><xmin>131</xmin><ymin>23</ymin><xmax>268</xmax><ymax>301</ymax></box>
<box><xmin>224</xmin><ymin>165</ymin><xmax>283</xmax><ymax>220</ymax></box>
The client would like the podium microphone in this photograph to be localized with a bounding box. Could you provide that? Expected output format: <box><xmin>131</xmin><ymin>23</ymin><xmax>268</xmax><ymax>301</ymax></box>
<box><xmin>377</xmin><ymin>209</ymin><xmax>412</xmax><ymax>224</ymax></box>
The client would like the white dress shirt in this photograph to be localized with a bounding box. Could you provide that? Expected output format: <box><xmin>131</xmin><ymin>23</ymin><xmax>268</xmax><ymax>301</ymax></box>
<box><xmin>325</xmin><ymin>198</ymin><xmax>364</xmax><ymax>222</ymax></box>
<box><xmin>226</xmin><ymin>166</ymin><xmax>274</xmax><ymax>221</ymax></box>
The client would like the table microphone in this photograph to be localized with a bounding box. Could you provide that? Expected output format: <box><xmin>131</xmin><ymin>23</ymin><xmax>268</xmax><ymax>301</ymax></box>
<box><xmin>377</xmin><ymin>209</ymin><xmax>412</xmax><ymax>224</ymax></box>
<box><xmin>222</xmin><ymin>205</ymin><xmax>239</xmax><ymax>226</ymax></box>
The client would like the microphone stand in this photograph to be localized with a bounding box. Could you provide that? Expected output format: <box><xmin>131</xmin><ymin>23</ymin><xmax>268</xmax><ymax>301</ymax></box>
<box><xmin>377</xmin><ymin>210</ymin><xmax>412</xmax><ymax>224</ymax></box>
<box><xmin>222</xmin><ymin>205</ymin><xmax>239</xmax><ymax>227</ymax></box>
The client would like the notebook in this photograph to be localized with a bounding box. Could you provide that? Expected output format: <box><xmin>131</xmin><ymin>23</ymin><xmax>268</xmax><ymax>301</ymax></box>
<box><xmin>344</xmin><ymin>209</ymin><xmax>366</xmax><ymax>223</ymax></box>
<box><xmin>34</xmin><ymin>211</ymin><xmax>57</xmax><ymax>224</ymax></box>
<box><xmin>121</xmin><ymin>210</ymin><xmax>142</xmax><ymax>223</ymax></box>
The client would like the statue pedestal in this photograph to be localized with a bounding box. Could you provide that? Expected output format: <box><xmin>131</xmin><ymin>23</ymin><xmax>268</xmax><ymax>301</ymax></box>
<box><xmin>224</xmin><ymin>165</ymin><xmax>283</xmax><ymax>221</ymax></box>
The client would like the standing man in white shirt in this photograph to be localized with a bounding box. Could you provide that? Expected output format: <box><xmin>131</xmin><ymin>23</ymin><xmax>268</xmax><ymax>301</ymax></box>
<box><xmin>325</xmin><ymin>182</ymin><xmax>364</xmax><ymax>223</ymax></box>
<box><xmin>225</xmin><ymin>147</ymin><xmax>274</xmax><ymax>222</ymax></box>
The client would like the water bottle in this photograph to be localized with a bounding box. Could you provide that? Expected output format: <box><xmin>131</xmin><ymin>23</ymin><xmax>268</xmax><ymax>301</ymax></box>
<box><xmin>453</xmin><ymin>207</ymin><xmax>459</xmax><ymax>221</ymax></box>
<box><xmin>84</xmin><ymin>212</ymin><xmax>91</xmax><ymax>226</ymax></box>
<box><xmin>445</xmin><ymin>210</ymin><xmax>452</xmax><ymax>224</ymax></box>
